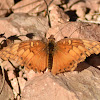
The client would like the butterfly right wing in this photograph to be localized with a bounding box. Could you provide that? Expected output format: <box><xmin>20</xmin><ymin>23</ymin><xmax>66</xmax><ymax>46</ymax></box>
<box><xmin>0</xmin><ymin>40</ymin><xmax>48</xmax><ymax>73</ymax></box>
<box><xmin>52</xmin><ymin>38</ymin><xmax>100</xmax><ymax>74</ymax></box>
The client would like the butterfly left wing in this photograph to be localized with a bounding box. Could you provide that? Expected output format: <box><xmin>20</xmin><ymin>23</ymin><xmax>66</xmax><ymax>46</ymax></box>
<box><xmin>51</xmin><ymin>38</ymin><xmax>100</xmax><ymax>74</ymax></box>
<box><xmin>0</xmin><ymin>40</ymin><xmax>48</xmax><ymax>73</ymax></box>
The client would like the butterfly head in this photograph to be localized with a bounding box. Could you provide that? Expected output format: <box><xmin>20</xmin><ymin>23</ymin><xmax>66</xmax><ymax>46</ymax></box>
<box><xmin>48</xmin><ymin>35</ymin><xmax>55</xmax><ymax>42</ymax></box>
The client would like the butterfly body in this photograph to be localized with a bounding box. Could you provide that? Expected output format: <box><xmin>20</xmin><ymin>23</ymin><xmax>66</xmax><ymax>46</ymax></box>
<box><xmin>0</xmin><ymin>35</ymin><xmax>100</xmax><ymax>74</ymax></box>
<box><xmin>47</xmin><ymin>36</ymin><xmax>55</xmax><ymax>70</ymax></box>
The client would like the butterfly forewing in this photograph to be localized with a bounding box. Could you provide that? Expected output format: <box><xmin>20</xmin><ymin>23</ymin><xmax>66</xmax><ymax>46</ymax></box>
<box><xmin>0</xmin><ymin>40</ymin><xmax>48</xmax><ymax>73</ymax></box>
<box><xmin>51</xmin><ymin>38</ymin><xmax>100</xmax><ymax>74</ymax></box>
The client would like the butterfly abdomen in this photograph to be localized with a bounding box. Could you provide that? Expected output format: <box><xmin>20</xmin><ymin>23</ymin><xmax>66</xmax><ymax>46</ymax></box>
<box><xmin>48</xmin><ymin>37</ymin><xmax>55</xmax><ymax>71</ymax></box>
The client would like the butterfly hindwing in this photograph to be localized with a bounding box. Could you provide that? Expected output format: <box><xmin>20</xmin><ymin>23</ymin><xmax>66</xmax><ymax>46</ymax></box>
<box><xmin>52</xmin><ymin>38</ymin><xmax>100</xmax><ymax>74</ymax></box>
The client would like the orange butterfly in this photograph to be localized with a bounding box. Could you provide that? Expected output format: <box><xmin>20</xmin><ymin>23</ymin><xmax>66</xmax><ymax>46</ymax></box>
<box><xmin>0</xmin><ymin>35</ymin><xmax>100</xmax><ymax>74</ymax></box>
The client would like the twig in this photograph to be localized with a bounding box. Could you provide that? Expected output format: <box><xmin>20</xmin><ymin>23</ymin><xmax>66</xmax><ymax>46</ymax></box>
<box><xmin>78</xmin><ymin>20</ymin><xmax>100</xmax><ymax>24</ymax></box>
<box><xmin>44</xmin><ymin>0</ymin><xmax>54</xmax><ymax>28</ymax></box>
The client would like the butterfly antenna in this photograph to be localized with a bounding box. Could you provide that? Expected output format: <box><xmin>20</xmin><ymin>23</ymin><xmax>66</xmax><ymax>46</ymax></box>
<box><xmin>0</xmin><ymin>62</ymin><xmax>5</xmax><ymax>94</ymax></box>
<box><xmin>44</xmin><ymin>0</ymin><xmax>54</xmax><ymax>28</ymax></box>
<box><xmin>69</xmin><ymin>26</ymin><xmax>81</xmax><ymax>38</ymax></box>
<box><xmin>52</xmin><ymin>22</ymin><xmax>69</xmax><ymax>38</ymax></box>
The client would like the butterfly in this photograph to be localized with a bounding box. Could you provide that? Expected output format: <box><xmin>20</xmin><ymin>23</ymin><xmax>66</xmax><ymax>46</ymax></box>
<box><xmin>0</xmin><ymin>35</ymin><xmax>100</xmax><ymax>75</ymax></box>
